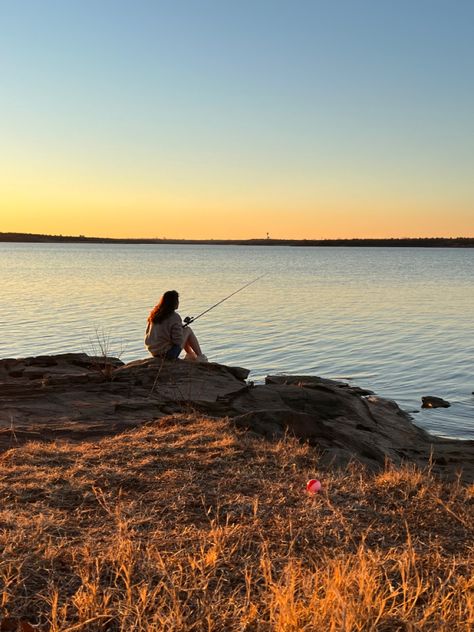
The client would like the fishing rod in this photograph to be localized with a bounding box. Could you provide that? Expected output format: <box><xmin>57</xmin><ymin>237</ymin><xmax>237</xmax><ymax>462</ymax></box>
<box><xmin>183</xmin><ymin>273</ymin><xmax>267</xmax><ymax>327</ymax></box>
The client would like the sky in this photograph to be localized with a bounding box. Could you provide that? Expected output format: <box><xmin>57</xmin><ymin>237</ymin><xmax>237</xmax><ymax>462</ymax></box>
<box><xmin>1</xmin><ymin>0</ymin><xmax>473</xmax><ymax>239</ymax></box>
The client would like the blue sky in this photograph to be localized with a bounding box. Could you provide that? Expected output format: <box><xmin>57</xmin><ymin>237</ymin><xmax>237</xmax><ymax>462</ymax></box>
<box><xmin>1</xmin><ymin>0</ymin><xmax>473</xmax><ymax>238</ymax></box>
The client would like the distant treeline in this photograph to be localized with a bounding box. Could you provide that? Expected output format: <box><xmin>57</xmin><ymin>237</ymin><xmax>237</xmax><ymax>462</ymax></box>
<box><xmin>1</xmin><ymin>232</ymin><xmax>474</xmax><ymax>247</ymax></box>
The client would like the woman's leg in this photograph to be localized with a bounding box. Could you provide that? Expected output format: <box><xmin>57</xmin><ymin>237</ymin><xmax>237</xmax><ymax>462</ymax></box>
<box><xmin>165</xmin><ymin>344</ymin><xmax>182</xmax><ymax>360</ymax></box>
<box><xmin>183</xmin><ymin>327</ymin><xmax>202</xmax><ymax>357</ymax></box>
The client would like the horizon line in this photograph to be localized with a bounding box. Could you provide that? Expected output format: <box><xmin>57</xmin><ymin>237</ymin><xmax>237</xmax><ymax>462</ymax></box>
<box><xmin>1</xmin><ymin>231</ymin><xmax>474</xmax><ymax>244</ymax></box>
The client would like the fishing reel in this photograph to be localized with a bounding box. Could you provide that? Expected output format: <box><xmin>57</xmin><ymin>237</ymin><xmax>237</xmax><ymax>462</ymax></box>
<box><xmin>183</xmin><ymin>316</ymin><xmax>194</xmax><ymax>326</ymax></box>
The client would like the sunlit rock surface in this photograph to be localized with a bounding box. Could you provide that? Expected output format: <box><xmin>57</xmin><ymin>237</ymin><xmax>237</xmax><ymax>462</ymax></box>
<box><xmin>0</xmin><ymin>354</ymin><xmax>473</xmax><ymax>481</ymax></box>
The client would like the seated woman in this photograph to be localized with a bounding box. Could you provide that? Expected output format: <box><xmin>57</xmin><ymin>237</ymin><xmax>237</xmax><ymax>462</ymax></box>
<box><xmin>145</xmin><ymin>290</ymin><xmax>207</xmax><ymax>361</ymax></box>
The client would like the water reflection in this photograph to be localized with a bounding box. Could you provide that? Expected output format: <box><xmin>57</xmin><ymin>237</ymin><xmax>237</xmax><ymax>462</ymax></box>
<box><xmin>0</xmin><ymin>243</ymin><xmax>473</xmax><ymax>439</ymax></box>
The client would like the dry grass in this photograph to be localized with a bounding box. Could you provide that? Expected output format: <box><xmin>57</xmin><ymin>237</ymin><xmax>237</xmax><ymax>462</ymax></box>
<box><xmin>0</xmin><ymin>414</ymin><xmax>472</xmax><ymax>631</ymax></box>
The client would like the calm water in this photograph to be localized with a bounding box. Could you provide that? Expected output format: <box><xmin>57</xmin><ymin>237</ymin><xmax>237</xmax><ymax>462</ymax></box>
<box><xmin>1</xmin><ymin>243</ymin><xmax>473</xmax><ymax>439</ymax></box>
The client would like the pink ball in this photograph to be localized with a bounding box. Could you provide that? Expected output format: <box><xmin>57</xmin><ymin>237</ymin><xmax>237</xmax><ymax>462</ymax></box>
<box><xmin>306</xmin><ymin>479</ymin><xmax>321</xmax><ymax>494</ymax></box>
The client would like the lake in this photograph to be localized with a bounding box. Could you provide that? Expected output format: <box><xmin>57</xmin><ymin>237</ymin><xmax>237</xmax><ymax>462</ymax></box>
<box><xmin>1</xmin><ymin>242</ymin><xmax>473</xmax><ymax>439</ymax></box>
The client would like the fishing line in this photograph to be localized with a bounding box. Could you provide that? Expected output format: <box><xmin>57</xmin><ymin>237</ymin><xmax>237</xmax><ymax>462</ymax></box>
<box><xmin>183</xmin><ymin>273</ymin><xmax>267</xmax><ymax>327</ymax></box>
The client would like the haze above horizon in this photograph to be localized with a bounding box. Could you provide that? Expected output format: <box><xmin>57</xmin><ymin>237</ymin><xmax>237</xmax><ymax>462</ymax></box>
<box><xmin>1</xmin><ymin>1</ymin><xmax>473</xmax><ymax>239</ymax></box>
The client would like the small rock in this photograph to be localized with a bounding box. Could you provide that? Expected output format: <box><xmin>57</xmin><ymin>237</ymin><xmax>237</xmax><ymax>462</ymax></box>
<box><xmin>421</xmin><ymin>396</ymin><xmax>451</xmax><ymax>409</ymax></box>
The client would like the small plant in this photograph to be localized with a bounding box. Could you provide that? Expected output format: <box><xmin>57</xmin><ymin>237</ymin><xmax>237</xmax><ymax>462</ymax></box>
<box><xmin>86</xmin><ymin>326</ymin><xmax>124</xmax><ymax>380</ymax></box>
<box><xmin>8</xmin><ymin>415</ymin><xmax>18</xmax><ymax>448</ymax></box>
<box><xmin>148</xmin><ymin>355</ymin><xmax>166</xmax><ymax>398</ymax></box>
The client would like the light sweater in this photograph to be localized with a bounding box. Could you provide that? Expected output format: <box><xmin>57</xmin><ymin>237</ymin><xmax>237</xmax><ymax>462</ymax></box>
<box><xmin>145</xmin><ymin>312</ymin><xmax>184</xmax><ymax>356</ymax></box>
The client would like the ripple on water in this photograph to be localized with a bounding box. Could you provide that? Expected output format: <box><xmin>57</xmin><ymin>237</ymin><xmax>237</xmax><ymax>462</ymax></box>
<box><xmin>1</xmin><ymin>243</ymin><xmax>473</xmax><ymax>439</ymax></box>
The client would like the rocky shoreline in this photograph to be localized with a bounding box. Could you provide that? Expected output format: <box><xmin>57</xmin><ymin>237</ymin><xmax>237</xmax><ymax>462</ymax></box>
<box><xmin>1</xmin><ymin>353</ymin><xmax>473</xmax><ymax>482</ymax></box>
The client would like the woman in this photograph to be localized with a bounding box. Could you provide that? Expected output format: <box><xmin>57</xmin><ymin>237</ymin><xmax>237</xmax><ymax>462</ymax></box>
<box><xmin>145</xmin><ymin>290</ymin><xmax>207</xmax><ymax>361</ymax></box>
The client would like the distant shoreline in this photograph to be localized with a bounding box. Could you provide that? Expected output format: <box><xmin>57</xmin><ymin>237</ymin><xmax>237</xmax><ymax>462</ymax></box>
<box><xmin>1</xmin><ymin>232</ymin><xmax>474</xmax><ymax>247</ymax></box>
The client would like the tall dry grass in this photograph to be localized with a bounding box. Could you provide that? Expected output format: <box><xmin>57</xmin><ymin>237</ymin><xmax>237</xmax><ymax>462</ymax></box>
<box><xmin>0</xmin><ymin>414</ymin><xmax>472</xmax><ymax>631</ymax></box>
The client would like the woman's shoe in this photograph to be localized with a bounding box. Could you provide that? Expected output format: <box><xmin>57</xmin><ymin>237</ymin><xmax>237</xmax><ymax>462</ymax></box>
<box><xmin>196</xmin><ymin>354</ymin><xmax>208</xmax><ymax>362</ymax></box>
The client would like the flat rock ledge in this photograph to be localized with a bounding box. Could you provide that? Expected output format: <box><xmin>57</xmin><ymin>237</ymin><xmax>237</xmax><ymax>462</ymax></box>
<box><xmin>1</xmin><ymin>353</ymin><xmax>473</xmax><ymax>482</ymax></box>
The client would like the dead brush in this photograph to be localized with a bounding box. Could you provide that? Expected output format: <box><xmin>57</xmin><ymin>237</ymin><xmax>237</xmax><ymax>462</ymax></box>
<box><xmin>85</xmin><ymin>326</ymin><xmax>124</xmax><ymax>380</ymax></box>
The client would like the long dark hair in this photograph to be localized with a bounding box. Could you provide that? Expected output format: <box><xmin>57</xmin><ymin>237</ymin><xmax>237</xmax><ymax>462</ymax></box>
<box><xmin>148</xmin><ymin>290</ymin><xmax>179</xmax><ymax>324</ymax></box>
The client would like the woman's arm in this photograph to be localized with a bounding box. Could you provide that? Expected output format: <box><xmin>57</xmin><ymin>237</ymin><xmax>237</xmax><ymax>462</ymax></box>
<box><xmin>170</xmin><ymin>313</ymin><xmax>184</xmax><ymax>347</ymax></box>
